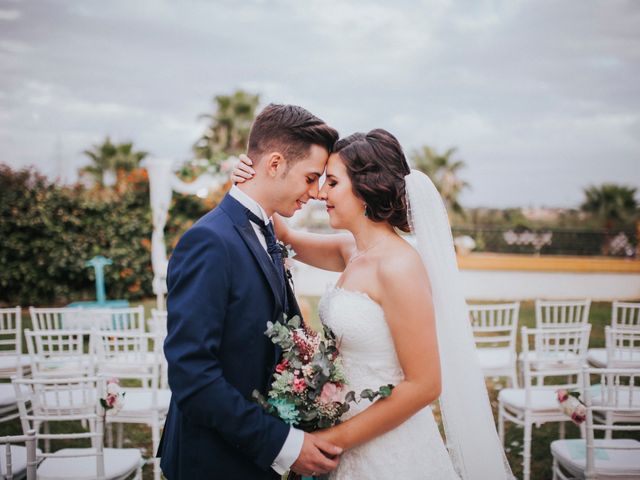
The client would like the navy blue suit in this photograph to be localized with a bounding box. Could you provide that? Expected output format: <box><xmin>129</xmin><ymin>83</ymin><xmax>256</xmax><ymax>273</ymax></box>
<box><xmin>158</xmin><ymin>193</ymin><xmax>301</xmax><ymax>479</ymax></box>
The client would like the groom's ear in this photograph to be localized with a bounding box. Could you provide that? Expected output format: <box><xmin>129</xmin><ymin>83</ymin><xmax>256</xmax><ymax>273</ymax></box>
<box><xmin>265</xmin><ymin>152</ymin><xmax>285</xmax><ymax>178</ymax></box>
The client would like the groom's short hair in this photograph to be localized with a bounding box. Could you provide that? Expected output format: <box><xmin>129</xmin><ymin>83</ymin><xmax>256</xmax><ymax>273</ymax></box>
<box><xmin>247</xmin><ymin>104</ymin><xmax>338</xmax><ymax>165</ymax></box>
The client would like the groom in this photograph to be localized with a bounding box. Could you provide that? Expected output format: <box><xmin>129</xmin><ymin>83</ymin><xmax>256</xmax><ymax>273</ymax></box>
<box><xmin>158</xmin><ymin>104</ymin><xmax>342</xmax><ymax>479</ymax></box>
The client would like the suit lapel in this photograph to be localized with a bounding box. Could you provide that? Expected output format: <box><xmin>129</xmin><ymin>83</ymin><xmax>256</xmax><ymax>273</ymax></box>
<box><xmin>234</xmin><ymin>222</ymin><xmax>284</xmax><ymax>312</ymax></box>
<box><xmin>219</xmin><ymin>194</ymin><xmax>284</xmax><ymax>312</ymax></box>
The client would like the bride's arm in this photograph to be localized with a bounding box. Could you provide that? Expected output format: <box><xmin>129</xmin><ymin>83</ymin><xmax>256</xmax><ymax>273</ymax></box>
<box><xmin>231</xmin><ymin>155</ymin><xmax>354</xmax><ymax>271</ymax></box>
<box><xmin>273</xmin><ymin>214</ymin><xmax>353</xmax><ymax>272</ymax></box>
<box><xmin>314</xmin><ymin>249</ymin><xmax>441</xmax><ymax>450</ymax></box>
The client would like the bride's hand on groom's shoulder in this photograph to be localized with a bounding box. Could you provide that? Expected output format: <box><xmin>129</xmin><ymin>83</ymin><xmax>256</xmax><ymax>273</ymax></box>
<box><xmin>230</xmin><ymin>154</ymin><xmax>255</xmax><ymax>184</ymax></box>
<box><xmin>290</xmin><ymin>432</ymin><xmax>342</xmax><ymax>476</ymax></box>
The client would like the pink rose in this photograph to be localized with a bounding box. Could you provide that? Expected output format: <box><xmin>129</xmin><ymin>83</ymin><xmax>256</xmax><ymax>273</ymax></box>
<box><xmin>106</xmin><ymin>393</ymin><xmax>118</xmax><ymax>407</ymax></box>
<box><xmin>275</xmin><ymin>359</ymin><xmax>289</xmax><ymax>374</ymax></box>
<box><xmin>293</xmin><ymin>378</ymin><xmax>307</xmax><ymax>393</ymax></box>
<box><xmin>556</xmin><ymin>389</ymin><xmax>569</xmax><ymax>403</ymax></box>
<box><xmin>319</xmin><ymin>382</ymin><xmax>344</xmax><ymax>405</ymax></box>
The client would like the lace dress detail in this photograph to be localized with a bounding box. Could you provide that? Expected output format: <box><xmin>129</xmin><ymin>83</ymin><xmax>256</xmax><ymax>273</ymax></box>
<box><xmin>318</xmin><ymin>287</ymin><xmax>460</xmax><ymax>480</ymax></box>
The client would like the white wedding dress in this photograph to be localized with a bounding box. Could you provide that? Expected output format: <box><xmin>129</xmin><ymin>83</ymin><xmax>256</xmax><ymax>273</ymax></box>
<box><xmin>318</xmin><ymin>286</ymin><xmax>460</xmax><ymax>480</ymax></box>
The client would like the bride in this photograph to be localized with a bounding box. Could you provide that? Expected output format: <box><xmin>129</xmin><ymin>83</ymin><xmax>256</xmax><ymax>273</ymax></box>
<box><xmin>233</xmin><ymin>129</ymin><xmax>512</xmax><ymax>479</ymax></box>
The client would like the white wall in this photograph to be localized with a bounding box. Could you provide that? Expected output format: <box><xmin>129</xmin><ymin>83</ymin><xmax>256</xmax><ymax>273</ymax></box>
<box><xmin>291</xmin><ymin>262</ymin><xmax>640</xmax><ymax>301</ymax></box>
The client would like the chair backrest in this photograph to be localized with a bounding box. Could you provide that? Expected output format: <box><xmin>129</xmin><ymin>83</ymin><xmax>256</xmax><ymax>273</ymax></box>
<box><xmin>91</xmin><ymin>330</ymin><xmax>161</xmax><ymax>387</ymax></box>
<box><xmin>582</xmin><ymin>367</ymin><xmax>640</xmax><ymax>479</ymax></box>
<box><xmin>612</xmin><ymin>301</ymin><xmax>640</xmax><ymax>329</ymax></box>
<box><xmin>24</xmin><ymin>329</ymin><xmax>91</xmax><ymax>378</ymax></box>
<box><xmin>535</xmin><ymin>299</ymin><xmax>591</xmax><ymax>329</ymax></box>
<box><xmin>468</xmin><ymin>302</ymin><xmax>520</xmax><ymax>350</ymax></box>
<box><xmin>12</xmin><ymin>376</ymin><xmax>107</xmax><ymax>478</ymax></box>
<box><xmin>521</xmin><ymin>325</ymin><xmax>592</xmax><ymax>392</ymax></box>
<box><xmin>605</xmin><ymin>326</ymin><xmax>640</xmax><ymax>368</ymax></box>
<box><xmin>29</xmin><ymin>306</ymin><xmax>145</xmax><ymax>332</ymax></box>
<box><xmin>148</xmin><ymin>309</ymin><xmax>167</xmax><ymax>337</ymax></box>
<box><xmin>0</xmin><ymin>307</ymin><xmax>22</xmax><ymax>357</ymax></box>
<box><xmin>0</xmin><ymin>430</ymin><xmax>37</xmax><ymax>480</ymax></box>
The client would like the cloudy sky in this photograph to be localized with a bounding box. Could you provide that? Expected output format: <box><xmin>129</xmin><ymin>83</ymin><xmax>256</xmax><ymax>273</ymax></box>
<box><xmin>1</xmin><ymin>0</ymin><xmax>638</xmax><ymax>207</ymax></box>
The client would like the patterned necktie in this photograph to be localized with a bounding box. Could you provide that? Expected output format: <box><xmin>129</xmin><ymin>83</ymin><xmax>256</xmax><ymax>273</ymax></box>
<box><xmin>245</xmin><ymin>209</ymin><xmax>287</xmax><ymax>305</ymax></box>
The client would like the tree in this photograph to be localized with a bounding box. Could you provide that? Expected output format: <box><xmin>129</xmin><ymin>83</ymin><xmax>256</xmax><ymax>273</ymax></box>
<box><xmin>581</xmin><ymin>183</ymin><xmax>638</xmax><ymax>229</ymax></box>
<box><xmin>193</xmin><ymin>90</ymin><xmax>260</xmax><ymax>165</ymax></box>
<box><xmin>81</xmin><ymin>137</ymin><xmax>148</xmax><ymax>188</ymax></box>
<box><xmin>410</xmin><ymin>145</ymin><xmax>469</xmax><ymax>216</ymax></box>
<box><xmin>581</xmin><ymin>183</ymin><xmax>638</xmax><ymax>256</ymax></box>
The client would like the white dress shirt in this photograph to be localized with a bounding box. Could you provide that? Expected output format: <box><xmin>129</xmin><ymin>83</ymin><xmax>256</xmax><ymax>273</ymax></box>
<box><xmin>228</xmin><ymin>185</ymin><xmax>304</xmax><ymax>474</ymax></box>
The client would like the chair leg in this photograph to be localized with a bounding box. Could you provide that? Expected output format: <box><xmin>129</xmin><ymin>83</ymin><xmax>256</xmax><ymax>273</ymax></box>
<box><xmin>552</xmin><ymin>456</ymin><xmax>558</xmax><ymax>480</ymax></box>
<box><xmin>559</xmin><ymin>421</ymin><xmax>565</xmax><ymax>440</ymax></box>
<box><xmin>498</xmin><ymin>403</ymin><xmax>505</xmax><ymax>445</ymax></box>
<box><xmin>152</xmin><ymin>418</ymin><xmax>161</xmax><ymax>480</ymax></box>
<box><xmin>523</xmin><ymin>419</ymin><xmax>532</xmax><ymax>480</ymax></box>
<box><xmin>107</xmin><ymin>423</ymin><xmax>113</xmax><ymax>447</ymax></box>
<box><xmin>510</xmin><ymin>368</ymin><xmax>518</xmax><ymax>388</ymax></box>
<box><xmin>117</xmin><ymin>423</ymin><xmax>124</xmax><ymax>448</ymax></box>
<box><xmin>44</xmin><ymin>421</ymin><xmax>50</xmax><ymax>453</ymax></box>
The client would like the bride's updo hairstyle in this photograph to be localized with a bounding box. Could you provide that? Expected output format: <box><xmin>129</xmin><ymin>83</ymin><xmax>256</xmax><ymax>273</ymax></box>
<box><xmin>333</xmin><ymin>129</ymin><xmax>411</xmax><ymax>232</ymax></box>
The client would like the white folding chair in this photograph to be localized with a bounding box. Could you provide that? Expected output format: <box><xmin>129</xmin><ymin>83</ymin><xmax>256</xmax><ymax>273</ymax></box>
<box><xmin>498</xmin><ymin>325</ymin><xmax>591</xmax><ymax>480</ymax></box>
<box><xmin>468</xmin><ymin>302</ymin><xmax>520</xmax><ymax>387</ymax></box>
<box><xmin>148</xmin><ymin>309</ymin><xmax>168</xmax><ymax>389</ymax></box>
<box><xmin>588</xmin><ymin>326</ymin><xmax>640</xmax><ymax>369</ymax></box>
<box><xmin>0</xmin><ymin>307</ymin><xmax>30</xmax><ymax>379</ymax></box>
<box><xmin>535</xmin><ymin>299</ymin><xmax>591</xmax><ymax>329</ymax></box>
<box><xmin>12</xmin><ymin>376</ymin><xmax>142</xmax><ymax>480</ymax></box>
<box><xmin>24</xmin><ymin>329</ymin><xmax>93</xmax><ymax>379</ymax></box>
<box><xmin>29</xmin><ymin>306</ymin><xmax>145</xmax><ymax>332</ymax></box>
<box><xmin>92</xmin><ymin>330</ymin><xmax>169</xmax><ymax>480</ymax></box>
<box><xmin>612</xmin><ymin>301</ymin><xmax>640</xmax><ymax>329</ymax></box>
<box><xmin>551</xmin><ymin>367</ymin><xmax>640</xmax><ymax>480</ymax></box>
<box><xmin>0</xmin><ymin>430</ymin><xmax>38</xmax><ymax>480</ymax></box>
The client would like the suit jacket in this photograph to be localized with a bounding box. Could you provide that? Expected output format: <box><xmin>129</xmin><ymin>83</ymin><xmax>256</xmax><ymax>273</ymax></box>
<box><xmin>159</xmin><ymin>193</ymin><xmax>301</xmax><ymax>480</ymax></box>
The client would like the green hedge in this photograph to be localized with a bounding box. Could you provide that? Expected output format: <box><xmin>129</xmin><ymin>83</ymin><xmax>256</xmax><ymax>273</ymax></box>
<box><xmin>0</xmin><ymin>165</ymin><xmax>212</xmax><ymax>306</ymax></box>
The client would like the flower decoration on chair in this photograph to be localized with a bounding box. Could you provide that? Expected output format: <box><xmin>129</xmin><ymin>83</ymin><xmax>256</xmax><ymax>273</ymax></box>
<box><xmin>556</xmin><ymin>389</ymin><xmax>586</xmax><ymax>425</ymax></box>
<box><xmin>100</xmin><ymin>377</ymin><xmax>126</xmax><ymax>415</ymax></box>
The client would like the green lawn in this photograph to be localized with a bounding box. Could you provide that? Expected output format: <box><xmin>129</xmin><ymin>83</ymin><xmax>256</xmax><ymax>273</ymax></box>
<box><xmin>2</xmin><ymin>299</ymin><xmax>637</xmax><ymax>479</ymax></box>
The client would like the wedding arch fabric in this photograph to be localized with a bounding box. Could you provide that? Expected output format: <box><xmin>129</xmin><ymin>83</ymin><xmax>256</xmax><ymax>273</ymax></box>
<box><xmin>404</xmin><ymin>169</ymin><xmax>513</xmax><ymax>480</ymax></box>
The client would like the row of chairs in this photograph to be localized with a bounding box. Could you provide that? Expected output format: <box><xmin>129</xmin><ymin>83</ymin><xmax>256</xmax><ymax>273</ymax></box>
<box><xmin>2</xmin><ymin>376</ymin><xmax>144</xmax><ymax>479</ymax></box>
<box><xmin>0</xmin><ymin>306</ymin><xmax>169</xmax><ymax>479</ymax></box>
<box><xmin>485</xmin><ymin>301</ymin><xmax>640</xmax><ymax>480</ymax></box>
<box><xmin>469</xmin><ymin>300</ymin><xmax>640</xmax><ymax>389</ymax></box>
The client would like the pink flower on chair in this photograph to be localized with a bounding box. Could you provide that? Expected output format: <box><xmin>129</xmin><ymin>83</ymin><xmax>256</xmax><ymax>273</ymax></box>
<box><xmin>101</xmin><ymin>378</ymin><xmax>126</xmax><ymax>415</ymax></box>
<box><xmin>556</xmin><ymin>389</ymin><xmax>586</xmax><ymax>425</ymax></box>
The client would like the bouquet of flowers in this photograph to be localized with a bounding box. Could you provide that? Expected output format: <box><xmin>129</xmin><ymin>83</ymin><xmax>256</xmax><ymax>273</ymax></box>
<box><xmin>253</xmin><ymin>314</ymin><xmax>394</xmax><ymax>432</ymax></box>
<box><xmin>556</xmin><ymin>389</ymin><xmax>586</xmax><ymax>425</ymax></box>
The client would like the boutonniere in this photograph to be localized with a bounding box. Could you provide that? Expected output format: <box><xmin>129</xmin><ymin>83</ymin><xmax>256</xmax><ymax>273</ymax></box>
<box><xmin>277</xmin><ymin>241</ymin><xmax>297</xmax><ymax>260</ymax></box>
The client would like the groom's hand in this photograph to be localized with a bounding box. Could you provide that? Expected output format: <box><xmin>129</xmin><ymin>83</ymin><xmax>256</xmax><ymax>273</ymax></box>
<box><xmin>290</xmin><ymin>432</ymin><xmax>342</xmax><ymax>476</ymax></box>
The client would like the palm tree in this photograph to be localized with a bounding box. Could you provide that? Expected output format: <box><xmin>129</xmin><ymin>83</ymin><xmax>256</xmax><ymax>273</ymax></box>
<box><xmin>410</xmin><ymin>145</ymin><xmax>469</xmax><ymax>216</ymax></box>
<box><xmin>581</xmin><ymin>183</ymin><xmax>638</xmax><ymax>256</ymax></box>
<box><xmin>193</xmin><ymin>90</ymin><xmax>260</xmax><ymax>165</ymax></box>
<box><xmin>581</xmin><ymin>184</ymin><xmax>638</xmax><ymax>228</ymax></box>
<box><xmin>81</xmin><ymin>137</ymin><xmax>148</xmax><ymax>188</ymax></box>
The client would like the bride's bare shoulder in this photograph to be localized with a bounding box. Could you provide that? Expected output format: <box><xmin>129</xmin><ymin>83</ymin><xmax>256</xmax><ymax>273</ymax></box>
<box><xmin>376</xmin><ymin>237</ymin><xmax>430</xmax><ymax>287</ymax></box>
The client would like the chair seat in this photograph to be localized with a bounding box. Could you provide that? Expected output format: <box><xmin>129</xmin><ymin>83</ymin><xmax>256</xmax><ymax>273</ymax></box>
<box><xmin>587</xmin><ymin>348</ymin><xmax>640</xmax><ymax>368</ymax></box>
<box><xmin>0</xmin><ymin>444</ymin><xmax>43</xmax><ymax>476</ymax></box>
<box><xmin>107</xmin><ymin>388</ymin><xmax>171</xmax><ymax>419</ymax></box>
<box><xmin>551</xmin><ymin>438</ymin><xmax>640</xmax><ymax>480</ymax></box>
<box><xmin>518</xmin><ymin>351</ymin><xmax>582</xmax><ymax>369</ymax></box>
<box><xmin>591</xmin><ymin>384</ymin><xmax>640</xmax><ymax>422</ymax></box>
<box><xmin>477</xmin><ymin>347</ymin><xmax>514</xmax><ymax>369</ymax></box>
<box><xmin>0</xmin><ymin>355</ymin><xmax>31</xmax><ymax>369</ymax></box>
<box><xmin>99</xmin><ymin>352</ymin><xmax>160</xmax><ymax>375</ymax></box>
<box><xmin>34</xmin><ymin>355</ymin><xmax>93</xmax><ymax>376</ymax></box>
<box><xmin>588</xmin><ymin>348</ymin><xmax>607</xmax><ymax>367</ymax></box>
<box><xmin>499</xmin><ymin>388</ymin><xmax>562</xmax><ymax>412</ymax></box>
<box><xmin>37</xmin><ymin>447</ymin><xmax>142</xmax><ymax>480</ymax></box>
<box><xmin>0</xmin><ymin>383</ymin><xmax>29</xmax><ymax>407</ymax></box>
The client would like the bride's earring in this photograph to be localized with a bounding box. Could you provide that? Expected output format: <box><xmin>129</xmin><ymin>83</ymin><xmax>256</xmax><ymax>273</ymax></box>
<box><xmin>363</xmin><ymin>204</ymin><xmax>369</xmax><ymax>217</ymax></box>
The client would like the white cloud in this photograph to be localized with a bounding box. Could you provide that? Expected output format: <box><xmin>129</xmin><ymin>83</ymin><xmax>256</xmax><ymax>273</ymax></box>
<box><xmin>0</xmin><ymin>8</ymin><xmax>21</xmax><ymax>20</ymax></box>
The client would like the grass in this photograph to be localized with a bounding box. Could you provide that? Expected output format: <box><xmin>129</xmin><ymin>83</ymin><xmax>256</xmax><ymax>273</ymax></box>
<box><xmin>2</xmin><ymin>298</ymin><xmax>637</xmax><ymax>479</ymax></box>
